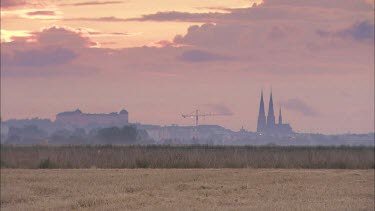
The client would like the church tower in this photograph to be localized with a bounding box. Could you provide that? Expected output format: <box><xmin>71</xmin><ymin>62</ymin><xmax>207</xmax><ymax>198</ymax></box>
<box><xmin>278</xmin><ymin>107</ymin><xmax>283</xmax><ymax>125</ymax></box>
<box><xmin>257</xmin><ymin>91</ymin><xmax>267</xmax><ymax>133</ymax></box>
<box><xmin>267</xmin><ymin>91</ymin><xmax>276</xmax><ymax>126</ymax></box>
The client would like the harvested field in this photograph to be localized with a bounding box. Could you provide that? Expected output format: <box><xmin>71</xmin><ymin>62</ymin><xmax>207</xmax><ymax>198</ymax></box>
<box><xmin>1</xmin><ymin>145</ymin><xmax>374</xmax><ymax>169</ymax></box>
<box><xmin>1</xmin><ymin>169</ymin><xmax>374</xmax><ymax>210</ymax></box>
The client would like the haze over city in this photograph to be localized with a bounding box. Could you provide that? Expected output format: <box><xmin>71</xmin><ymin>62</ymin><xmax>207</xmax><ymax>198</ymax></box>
<box><xmin>1</xmin><ymin>0</ymin><xmax>374</xmax><ymax>134</ymax></box>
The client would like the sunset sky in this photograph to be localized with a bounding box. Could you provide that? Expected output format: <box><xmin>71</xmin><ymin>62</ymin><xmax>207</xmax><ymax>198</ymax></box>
<box><xmin>1</xmin><ymin>0</ymin><xmax>374</xmax><ymax>134</ymax></box>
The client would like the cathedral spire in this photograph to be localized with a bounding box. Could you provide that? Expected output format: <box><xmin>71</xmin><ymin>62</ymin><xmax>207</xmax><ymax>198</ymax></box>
<box><xmin>278</xmin><ymin>107</ymin><xmax>282</xmax><ymax>125</ymax></box>
<box><xmin>257</xmin><ymin>90</ymin><xmax>266</xmax><ymax>133</ymax></box>
<box><xmin>267</xmin><ymin>90</ymin><xmax>276</xmax><ymax>126</ymax></box>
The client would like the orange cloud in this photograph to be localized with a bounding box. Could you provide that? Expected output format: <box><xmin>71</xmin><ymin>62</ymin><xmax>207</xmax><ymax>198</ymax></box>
<box><xmin>1</xmin><ymin>29</ymin><xmax>32</xmax><ymax>42</ymax></box>
<box><xmin>1</xmin><ymin>8</ymin><xmax>62</xmax><ymax>20</ymax></box>
<box><xmin>26</xmin><ymin>10</ymin><xmax>55</xmax><ymax>16</ymax></box>
<box><xmin>59</xmin><ymin>1</ymin><xmax>124</xmax><ymax>7</ymax></box>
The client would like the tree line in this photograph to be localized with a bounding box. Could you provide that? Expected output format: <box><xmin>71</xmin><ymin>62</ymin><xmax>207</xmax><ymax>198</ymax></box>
<box><xmin>2</xmin><ymin>125</ymin><xmax>153</xmax><ymax>145</ymax></box>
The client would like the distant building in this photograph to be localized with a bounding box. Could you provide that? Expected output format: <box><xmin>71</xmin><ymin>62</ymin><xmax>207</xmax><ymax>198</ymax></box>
<box><xmin>55</xmin><ymin>109</ymin><xmax>129</xmax><ymax>128</ymax></box>
<box><xmin>256</xmin><ymin>91</ymin><xmax>293</xmax><ymax>135</ymax></box>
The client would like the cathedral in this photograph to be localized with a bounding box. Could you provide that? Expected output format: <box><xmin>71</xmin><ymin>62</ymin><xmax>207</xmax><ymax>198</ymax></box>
<box><xmin>257</xmin><ymin>91</ymin><xmax>293</xmax><ymax>135</ymax></box>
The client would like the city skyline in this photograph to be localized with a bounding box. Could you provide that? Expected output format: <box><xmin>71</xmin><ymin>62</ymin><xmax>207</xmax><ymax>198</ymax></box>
<box><xmin>1</xmin><ymin>0</ymin><xmax>374</xmax><ymax>134</ymax></box>
<box><xmin>1</xmin><ymin>88</ymin><xmax>373</xmax><ymax>135</ymax></box>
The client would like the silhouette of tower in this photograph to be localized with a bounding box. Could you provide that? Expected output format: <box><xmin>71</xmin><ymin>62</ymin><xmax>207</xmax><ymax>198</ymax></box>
<box><xmin>257</xmin><ymin>90</ymin><xmax>267</xmax><ymax>133</ymax></box>
<box><xmin>278</xmin><ymin>107</ymin><xmax>282</xmax><ymax>125</ymax></box>
<box><xmin>267</xmin><ymin>91</ymin><xmax>276</xmax><ymax>126</ymax></box>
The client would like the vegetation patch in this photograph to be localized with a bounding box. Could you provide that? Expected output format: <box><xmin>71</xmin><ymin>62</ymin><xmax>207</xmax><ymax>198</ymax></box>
<box><xmin>38</xmin><ymin>158</ymin><xmax>56</xmax><ymax>169</ymax></box>
<box><xmin>0</xmin><ymin>160</ymin><xmax>7</xmax><ymax>168</ymax></box>
<box><xmin>135</xmin><ymin>159</ymin><xmax>149</xmax><ymax>168</ymax></box>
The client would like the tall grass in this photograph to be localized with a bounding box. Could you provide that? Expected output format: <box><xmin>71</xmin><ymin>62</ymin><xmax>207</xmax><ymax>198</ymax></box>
<box><xmin>1</xmin><ymin>145</ymin><xmax>374</xmax><ymax>169</ymax></box>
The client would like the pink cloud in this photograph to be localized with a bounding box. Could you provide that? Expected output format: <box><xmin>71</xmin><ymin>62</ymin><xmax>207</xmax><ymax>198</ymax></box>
<box><xmin>124</xmin><ymin>0</ymin><xmax>372</xmax><ymax>23</ymax></box>
<box><xmin>180</xmin><ymin>49</ymin><xmax>231</xmax><ymax>62</ymax></box>
<box><xmin>64</xmin><ymin>16</ymin><xmax>128</xmax><ymax>22</ymax></box>
<box><xmin>1</xmin><ymin>26</ymin><xmax>99</xmax><ymax>76</ymax></box>
<box><xmin>2</xmin><ymin>26</ymin><xmax>97</xmax><ymax>55</ymax></box>
<box><xmin>282</xmin><ymin>98</ymin><xmax>318</xmax><ymax>116</ymax></box>
<box><xmin>34</xmin><ymin>26</ymin><xmax>97</xmax><ymax>48</ymax></box>
<box><xmin>4</xmin><ymin>47</ymin><xmax>77</xmax><ymax>67</ymax></box>
<box><xmin>59</xmin><ymin>1</ymin><xmax>124</xmax><ymax>7</ymax></box>
<box><xmin>1</xmin><ymin>0</ymin><xmax>27</xmax><ymax>8</ymax></box>
<box><xmin>26</xmin><ymin>10</ymin><xmax>56</xmax><ymax>16</ymax></box>
<box><xmin>262</xmin><ymin>0</ymin><xmax>372</xmax><ymax>11</ymax></box>
<box><xmin>317</xmin><ymin>20</ymin><xmax>374</xmax><ymax>42</ymax></box>
<box><xmin>0</xmin><ymin>0</ymin><xmax>48</xmax><ymax>10</ymax></box>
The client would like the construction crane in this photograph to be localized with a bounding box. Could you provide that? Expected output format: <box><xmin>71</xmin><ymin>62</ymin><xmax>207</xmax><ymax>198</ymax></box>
<box><xmin>182</xmin><ymin>109</ymin><xmax>228</xmax><ymax>127</ymax></box>
<box><xmin>181</xmin><ymin>109</ymin><xmax>231</xmax><ymax>140</ymax></box>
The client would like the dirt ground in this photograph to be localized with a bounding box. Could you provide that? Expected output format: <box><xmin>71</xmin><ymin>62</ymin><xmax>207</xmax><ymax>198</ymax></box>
<box><xmin>1</xmin><ymin>169</ymin><xmax>374</xmax><ymax>210</ymax></box>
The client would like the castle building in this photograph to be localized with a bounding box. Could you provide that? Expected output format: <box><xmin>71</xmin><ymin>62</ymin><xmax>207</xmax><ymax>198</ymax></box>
<box><xmin>256</xmin><ymin>91</ymin><xmax>293</xmax><ymax>135</ymax></box>
<box><xmin>55</xmin><ymin>109</ymin><xmax>129</xmax><ymax>128</ymax></box>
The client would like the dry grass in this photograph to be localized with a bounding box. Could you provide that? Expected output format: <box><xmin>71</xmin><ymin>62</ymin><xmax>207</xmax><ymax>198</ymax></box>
<box><xmin>1</xmin><ymin>169</ymin><xmax>374</xmax><ymax>210</ymax></box>
<box><xmin>1</xmin><ymin>145</ymin><xmax>374</xmax><ymax>169</ymax></box>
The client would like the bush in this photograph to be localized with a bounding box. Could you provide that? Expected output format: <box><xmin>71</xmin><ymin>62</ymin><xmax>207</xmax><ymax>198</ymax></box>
<box><xmin>135</xmin><ymin>159</ymin><xmax>149</xmax><ymax>168</ymax></box>
<box><xmin>0</xmin><ymin>160</ymin><xmax>6</xmax><ymax>168</ymax></box>
<box><xmin>38</xmin><ymin>158</ymin><xmax>56</xmax><ymax>169</ymax></box>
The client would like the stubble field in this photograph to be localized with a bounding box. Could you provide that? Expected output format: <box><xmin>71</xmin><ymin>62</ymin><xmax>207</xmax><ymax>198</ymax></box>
<box><xmin>1</xmin><ymin>169</ymin><xmax>374</xmax><ymax>210</ymax></box>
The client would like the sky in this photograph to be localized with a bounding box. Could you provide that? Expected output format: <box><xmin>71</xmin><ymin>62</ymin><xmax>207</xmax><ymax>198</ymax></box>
<box><xmin>1</xmin><ymin>0</ymin><xmax>374</xmax><ymax>134</ymax></box>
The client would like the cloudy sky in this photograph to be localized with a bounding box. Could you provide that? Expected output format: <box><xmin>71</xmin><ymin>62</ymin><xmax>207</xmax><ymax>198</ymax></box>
<box><xmin>1</xmin><ymin>0</ymin><xmax>374</xmax><ymax>134</ymax></box>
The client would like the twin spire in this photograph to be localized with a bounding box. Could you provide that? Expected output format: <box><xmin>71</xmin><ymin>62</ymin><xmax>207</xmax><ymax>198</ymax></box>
<box><xmin>256</xmin><ymin>91</ymin><xmax>266</xmax><ymax>132</ymax></box>
<box><xmin>257</xmin><ymin>90</ymin><xmax>283</xmax><ymax>133</ymax></box>
<box><xmin>267</xmin><ymin>91</ymin><xmax>275</xmax><ymax>126</ymax></box>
